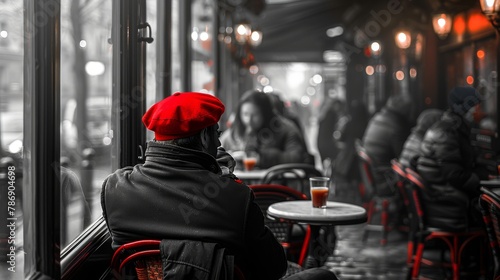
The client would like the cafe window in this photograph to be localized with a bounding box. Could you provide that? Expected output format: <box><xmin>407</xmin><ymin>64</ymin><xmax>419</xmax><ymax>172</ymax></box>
<box><xmin>60</xmin><ymin>0</ymin><xmax>113</xmax><ymax>248</ymax></box>
<box><xmin>0</xmin><ymin>1</ymin><xmax>23</xmax><ymax>278</ymax></box>
<box><xmin>443</xmin><ymin>36</ymin><xmax>497</xmax><ymax>131</ymax></box>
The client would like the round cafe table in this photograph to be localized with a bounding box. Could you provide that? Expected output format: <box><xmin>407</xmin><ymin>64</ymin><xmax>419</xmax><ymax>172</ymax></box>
<box><xmin>267</xmin><ymin>200</ymin><xmax>367</xmax><ymax>268</ymax></box>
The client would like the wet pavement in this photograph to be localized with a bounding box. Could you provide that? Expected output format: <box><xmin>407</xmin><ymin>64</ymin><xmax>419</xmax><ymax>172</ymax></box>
<box><xmin>318</xmin><ymin>180</ymin><xmax>490</xmax><ymax>280</ymax></box>
<box><xmin>322</xmin><ymin>183</ymin><xmax>409</xmax><ymax>280</ymax></box>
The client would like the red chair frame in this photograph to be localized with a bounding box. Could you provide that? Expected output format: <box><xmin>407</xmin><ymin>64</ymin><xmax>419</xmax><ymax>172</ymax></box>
<box><xmin>249</xmin><ymin>184</ymin><xmax>311</xmax><ymax>266</ymax></box>
<box><xmin>354</xmin><ymin>139</ymin><xmax>394</xmax><ymax>245</ymax></box>
<box><xmin>111</xmin><ymin>240</ymin><xmax>161</xmax><ymax>280</ymax></box>
<box><xmin>111</xmin><ymin>240</ymin><xmax>245</xmax><ymax>280</ymax></box>
<box><xmin>390</xmin><ymin>159</ymin><xmax>412</xmax><ymax>275</ymax></box>
<box><xmin>405</xmin><ymin>168</ymin><xmax>486</xmax><ymax>280</ymax></box>
<box><xmin>479</xmin><ymin>186</ymin><xmax>500</xmax><ymax>280</ymax></box>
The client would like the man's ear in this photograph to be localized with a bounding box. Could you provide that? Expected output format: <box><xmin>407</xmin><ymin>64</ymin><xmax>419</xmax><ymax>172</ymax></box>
<box><xmin>200</xmin><ymin>128</ymin><xmax>210</xmax><ymax>150</ymax></box>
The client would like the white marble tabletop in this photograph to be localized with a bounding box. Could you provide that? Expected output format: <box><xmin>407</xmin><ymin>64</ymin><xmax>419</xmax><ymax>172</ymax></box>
<box><xmin>480</xmin><ymin>179</ymin><xmax>500</xmax><ymax>187</ymax></box>
<box><xmin>267</xmin><ymin>201</ymin><xmax>367</xmax><ymax>226</ymax></box>
<box><xmin>233</xmin><ymin>169</ymin><xmax>267</xmax><ymax>180</ymax></box>
<box><xmin>233</xmin><ymin>169</ymin><xmax>304</xmax><ymax>180</ymax></box>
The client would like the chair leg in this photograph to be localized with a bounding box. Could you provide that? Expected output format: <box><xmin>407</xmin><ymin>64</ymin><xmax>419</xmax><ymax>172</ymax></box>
<box><xmin>452</xmin><ymin>235</ymin><xmax>460</xmax><ymax>280</ymax></box>
<box><xmin>298</xmin><ymin>226</ymin><xmax>311</xmax><ymax>267</ymax></box>
<box><xmin>411</xmin><ymin>242</ymin><xmax>425</xmax><ymax>279</ymax></box>
<box><xmin>381</xmin><ymin>199</ymin><xmax>389</xmax><ymax>246</ymax></box>
<box><xmin>406</xmin><ymin>240</ymin><xmax>414</xmax><ymax>269</ymax></box>
<box><xmin>362</xmin><ymin>201</ymin><xmax>375</xmax><ymax>243</ymax></box>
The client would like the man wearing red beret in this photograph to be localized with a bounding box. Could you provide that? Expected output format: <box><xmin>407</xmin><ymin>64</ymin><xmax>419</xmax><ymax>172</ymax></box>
<box><xmin>101</xmin><ymin>92</ymin><xmax>338</xmax><ymax>279</ymax></box>
<box><xmin>101</xmin><ymin>92</ymin><xmax>286</xmax><ymax>279</ymax></box>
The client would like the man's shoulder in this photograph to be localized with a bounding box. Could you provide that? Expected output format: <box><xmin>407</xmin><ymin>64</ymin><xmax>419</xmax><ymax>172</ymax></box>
<box><xmin>102</xmin><ymin>166</ymin><xmax>135</xmax><ymax>187</ymax></box>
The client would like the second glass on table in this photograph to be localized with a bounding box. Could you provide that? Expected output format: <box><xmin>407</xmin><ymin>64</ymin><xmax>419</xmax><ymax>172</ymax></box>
<box><xmin>310</xmin><ymin>177</ymin><xmax>330</xmax><ymax>208</ymax></box>
<box><xmin>243</xmin><ymin>151</ymin><xmax>258</xmax><ymax>171</ymax></box>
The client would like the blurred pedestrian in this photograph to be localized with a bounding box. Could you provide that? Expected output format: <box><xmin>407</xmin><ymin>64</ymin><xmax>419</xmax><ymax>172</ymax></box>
<box><xmin>331</xmin><ymin>100</ymin><xmax>369</xmax><ymax>179</ymax></box>
<box><xmin>317</xmin><ymin>97</ymin><xmax>346</xmax><ymax>168</ymax></box>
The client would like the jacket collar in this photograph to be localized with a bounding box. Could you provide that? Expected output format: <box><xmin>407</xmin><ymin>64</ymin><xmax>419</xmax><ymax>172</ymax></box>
<box><xmin>144</xmin><ymin>141</ymin><xmax>222</xmax><ymax>174</ymax></box>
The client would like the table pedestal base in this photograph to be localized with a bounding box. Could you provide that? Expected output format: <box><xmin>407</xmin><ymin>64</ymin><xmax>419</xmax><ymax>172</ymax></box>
<box><xmin>303</xmin><ymin>225</ymin><xmax>337</xmax><ymax>268</ymax></box>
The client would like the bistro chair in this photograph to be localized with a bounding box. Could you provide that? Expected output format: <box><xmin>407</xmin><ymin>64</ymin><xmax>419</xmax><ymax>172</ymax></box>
<box><xmin>110</xmin><ymin>239</ymin><xmax>245</xmax><ymax>280</ymax></box>
<box><xmin>354</xmin><ymin>139</ymin><xmax>395</xmax><ymax>245</ymax></box>
<box><xmin>261</xmin><ymin>163</ymin><xmax>323</xmax><ymax>196</ymax></box>
<box><xmin>249</xmin><ymin>184</ymin><xmax>311</xmax><ymax>266</ymax></box>
<box><xmin>390</xmin><ymin>159</ymin><xmax>412</xmax><ymax>277</ymax></box>
<box><xmin>479</xmin><ymin>186</ymin><xmax>500</xmax><ymax>279</ymax></box>
<box><xmin>404</xmin><ymin>167</ymin><xmax>486</xmax><ymax>280</ymax></box>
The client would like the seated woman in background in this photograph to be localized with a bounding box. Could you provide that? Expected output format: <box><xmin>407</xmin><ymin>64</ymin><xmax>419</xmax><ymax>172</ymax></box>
<box><xmin>220</xmin><ymin>89</ymin><xmax>313</xmax><ymax>169</ymax></box>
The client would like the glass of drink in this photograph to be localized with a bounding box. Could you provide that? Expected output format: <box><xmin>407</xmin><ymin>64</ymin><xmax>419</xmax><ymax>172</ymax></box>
<box><xmin>243</xmin><ymin>152</ymin><xmax>258</xmax><ymax>171</ymax></box>
<box><xmin>310</xmin><ymin>177</ymin><xmax>330</xmax><ymax>208</ymax></box>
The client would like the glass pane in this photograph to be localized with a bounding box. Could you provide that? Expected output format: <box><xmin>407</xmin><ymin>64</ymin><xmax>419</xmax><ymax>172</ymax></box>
<box><xmin>171</xmin><ymin>0</ymin><xmax>181</xmax><ymax>93</ymax></box>
<box><xmin>476</xmin><ymin>38</ymin><xmax>497</xmax><ymax>132</ymax></box>
<box><xmin>0</xmin><ymin>1</ymin><xmax>24</xmax><ymax>279</ymax></box>
<box><xmin>191</xmin><ymin>0</ymin><xmax>215</xmax><ymax>93</ymax></box>
<box><xmin>60</xmin><ymin>0</ymin><xmax>113</xmax><ymax>248</ymax></box>
<box><xmin>146</xmin><ymin>0</ymin><xmax>158</xmax><ymax>111</ymax></box>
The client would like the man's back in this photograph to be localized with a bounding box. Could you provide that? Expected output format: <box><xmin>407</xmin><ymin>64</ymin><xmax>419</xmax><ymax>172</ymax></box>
<box><xmin>102</xmin><ymin>142</ymin><xmax>288</xmax><ymax>279</ymax></box>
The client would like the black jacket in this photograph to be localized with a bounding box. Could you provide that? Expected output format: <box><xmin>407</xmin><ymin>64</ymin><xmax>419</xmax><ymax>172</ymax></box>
<box><xmin>417</xmin><ymin>111</ymin><xmax>479</xmax><ymax>195</ymax></box>
<box><xmin>101</xmin><ymin>141</ymin><xmax>287</xmax><ymax>280</ymax></box>
<box><xmin>416</xmin><ymin>110</ymin><xmax>482</xmax><ymax>229</ymax></box>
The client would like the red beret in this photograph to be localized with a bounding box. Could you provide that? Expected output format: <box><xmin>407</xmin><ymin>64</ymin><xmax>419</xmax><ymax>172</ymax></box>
<box><xmin>142</xmin><ymin>92</ymin><xmax>225</xmax><ymax>140</ymax></box>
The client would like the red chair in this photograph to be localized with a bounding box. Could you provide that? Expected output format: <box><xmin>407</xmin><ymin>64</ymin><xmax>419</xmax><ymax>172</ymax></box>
<box><xmin>249</xmin><ymin>184</ymin><xmax>311</xmax><ymax>266</ymax></box>
<box><xmin>354</xmin><ymin>139</ymin><xmax>394</xmax><ymax>245</ymax></box>
<box><xmin>478</xmin><ymin>186</ymin><xmax>500</xmax><ymax>280</ymax></box>
<box><xmin>390</xmin><ymin>159</ymin><xmax>412</xmax><ymax>277</ymax></box>
<box><xmin>405</xmin><ymin>167</ymin><xmax>486</xmax><ymax>280</ymax></box>
<box><xmin>111</xmin><ymin>239</ymin><xmax>245</xmax><ymax>280</ymax></box>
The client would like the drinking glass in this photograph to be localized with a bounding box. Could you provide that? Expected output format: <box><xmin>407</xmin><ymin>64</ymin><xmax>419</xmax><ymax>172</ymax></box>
<box><xmin>310</xmin><ymin>177</ymin><xmax>330</xmax><ymax>208</ymax></box>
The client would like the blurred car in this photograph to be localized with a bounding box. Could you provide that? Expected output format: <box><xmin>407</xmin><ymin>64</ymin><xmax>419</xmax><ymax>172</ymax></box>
<box><xmin>61</xmin><ymin>96</ymin><xmax>112</xmax><ymax>163</ymax></box>
<box><xmin>0</xmin><ymin>111</ymin><xmax>23</xmax><ymax>175</ymax></box>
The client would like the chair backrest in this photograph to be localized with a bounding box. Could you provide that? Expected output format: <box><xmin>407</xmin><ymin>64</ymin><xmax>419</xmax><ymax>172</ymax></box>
<box><xmin>249</xmin><ymin>184</ymin><xmax>310</xmax><ymax>265</ymax></box>
<box><xmin>111</xmin><ymin>240</ymin><xmax>162</xmax><ymax>280</ymax></box>
<box><xmin>391</xmin><ymin>159</ymin><xmax>409</xmax><ymax>208</ymax></box>
<box><xmin>479</xmin><ymin>187</ymin><xmax>500</xmax><ymax>278</ymax></box>
<box><xmin>111</xmin><ymin>239</ymin><xmax>245</xmax><ymax>280</ymax></box>
<box><xmin>250</xmin><ymin>183</ymin><xmax>308</xmax><ymax>213</ymax></box>
<box><xmin>354</xmin><ymin>139</ymin><xmax>375</xmax><ymax>201</ymax></box>
<box><xmin>261</xmin><ymin>163</ymin><xmax>323</xmax><ymax>195</ymax></box>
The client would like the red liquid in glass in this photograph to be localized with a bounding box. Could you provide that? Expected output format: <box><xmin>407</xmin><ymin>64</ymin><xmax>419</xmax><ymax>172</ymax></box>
<box><xmin>311</xmin><ymin>187</ymin><xmax>329</xmax><ymax>208</ymax></box>
<box><xmin>243</xmin><ymin>158</ymin><xmax>257</xmax><ymax>171</ymax></box>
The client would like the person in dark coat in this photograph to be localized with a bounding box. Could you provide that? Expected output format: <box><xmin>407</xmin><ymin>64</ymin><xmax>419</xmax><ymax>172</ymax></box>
<box><xmin>362</xmin><ymin>94</ymin><xmax>413</xmax><ymax>196</ymax></box>
<box><xmin>399</xmin><ymin>109</ymin><xmax>443</xmax><ymax>168</ymax></box>
<box><xmin>101</xmin><ymin>92</ymin><xmax>337</xmax><ymax>280</ymax></box>
<box><xmin>317</xmin><ymin>97</ymin><xmax>346</xmax><ymax>166</ymax></box>
<box><xmin>331</xmin><ymin>99</ymin><xmax>369</xmax><ymax>181</ymax></box>
<box><xmin>416</xmin><ymin>86</ymin><xmax>489</xmax><ymax>230</ymax></box>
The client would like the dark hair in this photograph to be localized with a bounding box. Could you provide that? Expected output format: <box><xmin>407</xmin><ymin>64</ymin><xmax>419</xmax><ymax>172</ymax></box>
<box><xmin>156</xmin><ymin>125</ymin><xmax>217</xmax><ymax>150</ymax></box>
<box><xmin>268</xmin><ymin>92</ymin><xmax>285</xmax><ymax>115</ymax></box>
<box><xmin>232</xmin><ymin>90</ymin><xmax>277</xmax><ymax>138</ymax></box>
